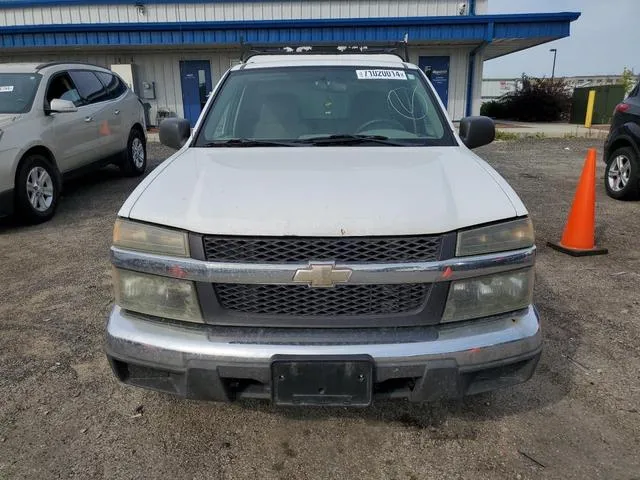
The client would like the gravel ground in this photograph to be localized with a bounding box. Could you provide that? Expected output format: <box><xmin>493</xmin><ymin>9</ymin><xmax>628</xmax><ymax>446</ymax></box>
<box><xmin>0</xmin><ymin>139</ymin><xmax>639</xmax><ymax>480</ymax></box>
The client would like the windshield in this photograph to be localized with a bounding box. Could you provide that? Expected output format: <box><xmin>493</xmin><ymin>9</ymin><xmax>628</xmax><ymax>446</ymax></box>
<box><xmin>195</xmin><ymin>66</ymin><xmax>455</xmax><ymax>147</ymax></box>
<box><xmin>0</xmin><ymin>73</ymin><xmax>42</xmax><ymax>114</ymax></box>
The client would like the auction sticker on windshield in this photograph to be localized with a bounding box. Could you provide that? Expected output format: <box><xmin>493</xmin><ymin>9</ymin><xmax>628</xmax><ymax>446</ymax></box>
<box><xmin>356</xmin><ymin>70</ymin><xmax>407</xmax><ymax>80</ymax></box>
<box><xmin>0</xmin><ymin>86</ymin><xmax>14</xmax><ymax>93</ymax></box>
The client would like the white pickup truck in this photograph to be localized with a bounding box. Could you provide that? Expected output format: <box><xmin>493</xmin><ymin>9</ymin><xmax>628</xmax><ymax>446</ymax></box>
<box><xmin>106</xmin><ymin>50</ymin><xmax>540</xmax><ymax>406</ymax></box>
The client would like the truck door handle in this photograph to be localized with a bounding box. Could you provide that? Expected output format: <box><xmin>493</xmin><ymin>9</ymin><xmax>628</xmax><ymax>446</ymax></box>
<box><xmin>114</xmin><ymin>110</ymin><xmax>120</xmax><ymax>115</ymax></box>
<box><xmin>84</xmin><ymin>116</ymin><xmax>93</xmax><ymax>122</ymax></box>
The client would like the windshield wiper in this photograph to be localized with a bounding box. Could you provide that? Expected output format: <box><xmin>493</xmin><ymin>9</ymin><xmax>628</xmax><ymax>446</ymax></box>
<box><xmin>201</xmin><ymin>135</ymin><xmax>405</xmax><ymax>147</ymax></box>
<box><xmin>300</xmin><ymin>134</ymin><xmax>404</xmax><ymax>146</ymax></box>
<box><xmin>201</xmin><ymin>139</ymin><xmax>300</xmax><ymax>147</ymax></box>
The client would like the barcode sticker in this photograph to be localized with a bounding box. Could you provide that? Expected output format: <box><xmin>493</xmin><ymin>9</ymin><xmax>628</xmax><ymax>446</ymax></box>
<box><xmin>0</xmin><ymin>86</ymin><xmax>14</xmax><ymax>93</ymax></box>
<box><xmin>356</xmin><ymin>70</ymin><xmax>407</xmax><ymax>80</ymax></box>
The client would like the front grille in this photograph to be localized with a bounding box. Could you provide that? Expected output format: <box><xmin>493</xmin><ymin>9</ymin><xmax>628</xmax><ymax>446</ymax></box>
<box><xmin>202</xmin><ymin>236</ymin><xmax>442</xmax><ymax>263</ymax></box>
<box><xmin>215</xmin><ymin>283</ymin><xmax>430</xmax><ymax>316</ymax></box>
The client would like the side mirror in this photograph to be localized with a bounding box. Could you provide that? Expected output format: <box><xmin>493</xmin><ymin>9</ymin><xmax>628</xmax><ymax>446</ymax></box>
<box><xmin>459</xmin><ymin>116</ymin><xmax>495</xmax><ymax>149</ymax></box>
<box><xmin>49</xmin><ymin>98</ymin><xmax>78</xmax><ymax>113</ymax></box>
<box><xmin>159</xmin><ymin>118</ymin><xmax>191</xmax><ymax>150</ymax></box>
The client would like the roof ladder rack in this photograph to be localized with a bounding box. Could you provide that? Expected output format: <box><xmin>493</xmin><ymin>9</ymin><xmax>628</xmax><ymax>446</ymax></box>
<box><xmin>239</xmin><ymin>40</ymin><xmax>410</xmax><ymax>63</ymax></box>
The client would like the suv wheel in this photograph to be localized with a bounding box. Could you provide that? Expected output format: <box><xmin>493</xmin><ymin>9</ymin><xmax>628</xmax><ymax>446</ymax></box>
<box><xmin>15</xmin><ymin>155</ymin><xmax>60</xmax><ymax>223</ymax></box>
<box><xmin>605</xmin><ymin>146</ymin><xmax>639</xmax><ymax>200</ymax></box>
<box><xmin>120</xmin><ymin>128</ymin><xmax>147</xmax><ymax>177</ymax></box>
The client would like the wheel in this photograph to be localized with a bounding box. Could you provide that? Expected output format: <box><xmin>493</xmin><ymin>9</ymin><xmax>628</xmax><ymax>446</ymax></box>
<box><xmin>605</xmin><ymin>146</ymin><xmax>639</xmax><ymax>200</ymax></box>
<box><xmin>120</xmin><ymin>128</ymin><xmax>147</xmax><ymax>177</ymax></box>
<box><xmin>15</xmin><ymin>155</ymin><xmax>60</xmax><ymax>224</ymax></box>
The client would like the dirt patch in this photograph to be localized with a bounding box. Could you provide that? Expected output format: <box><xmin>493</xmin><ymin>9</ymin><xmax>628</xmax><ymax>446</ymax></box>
<box><xmin>0</xmin><ymin>140</ymin><xmax>639</xmax><ymax>479</ymax></box>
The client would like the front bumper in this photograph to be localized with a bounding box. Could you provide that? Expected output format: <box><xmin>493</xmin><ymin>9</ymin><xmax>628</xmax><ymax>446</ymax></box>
<box><xmin>106</xmin><ymin>305</ymin><xmax>542</xmax><ymax>403</ymax></box>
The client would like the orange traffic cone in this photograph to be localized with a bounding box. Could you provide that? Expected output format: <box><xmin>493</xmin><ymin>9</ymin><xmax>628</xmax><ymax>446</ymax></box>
<box><xmin>548</xmin><ymin>148</ymin><xmax>608</xmax><ymax>256</ymax></box>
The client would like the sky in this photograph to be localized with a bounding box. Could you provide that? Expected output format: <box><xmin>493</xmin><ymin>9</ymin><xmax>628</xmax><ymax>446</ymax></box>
<box><xmin>485</xmin><ymin>0</ymin><xmax>639</xmax><ymax>78</ymax></box>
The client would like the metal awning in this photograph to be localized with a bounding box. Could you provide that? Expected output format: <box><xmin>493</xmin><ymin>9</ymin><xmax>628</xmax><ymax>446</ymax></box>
<box><xmin>0</xmin><ymin>12</ymin><xmax>580</xmax><ymax>51</ymax></box>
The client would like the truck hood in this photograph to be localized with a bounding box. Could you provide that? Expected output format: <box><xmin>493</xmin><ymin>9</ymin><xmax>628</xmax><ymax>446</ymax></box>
<box><xmin>125</xmin><ymin>146</ymin><xmax>526</xmax><ymax>236</ymax></box>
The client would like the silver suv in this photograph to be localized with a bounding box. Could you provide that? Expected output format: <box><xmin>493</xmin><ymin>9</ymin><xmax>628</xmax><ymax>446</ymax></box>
<box><xmin>0</xmin><ymin>62</ymin><xmax>147</xmax><ymax>223</ymax></box>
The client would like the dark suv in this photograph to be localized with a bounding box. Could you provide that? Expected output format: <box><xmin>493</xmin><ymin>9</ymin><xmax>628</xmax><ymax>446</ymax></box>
<box><xmin>604</xmin><ymin>82</ymin><xmax>640</xmax><ymax>199</ymax></box>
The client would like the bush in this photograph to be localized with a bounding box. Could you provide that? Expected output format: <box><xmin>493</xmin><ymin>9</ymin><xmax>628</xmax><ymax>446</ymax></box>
<box><xmin>481</xmin><ymin>75</ymin><xmax>572</xmax><ymax>122</ymax></box>
<box><xmin>480</xmin><ymin>100</ymin><xmax>508</xmax><ymax>118</ymax></box>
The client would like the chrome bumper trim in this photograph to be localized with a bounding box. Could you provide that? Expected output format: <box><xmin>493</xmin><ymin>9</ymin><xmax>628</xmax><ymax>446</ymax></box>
<box><xmin>106</xmin><ymin>305</ymin><xmax>541</xmax><ymax>369</ymax></box>
<box><xmin>110</xmin><ymin>246</ymin><xmax>536</xmax><ymax>285</ymax></box>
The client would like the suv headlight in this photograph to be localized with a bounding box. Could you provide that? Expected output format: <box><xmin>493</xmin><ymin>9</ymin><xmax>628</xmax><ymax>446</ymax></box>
<box><xmin>112</xmin><ymin>219</ymin><xmax>201</xmax><ymax>323</ymax></box>
<box><xmin>113</xmin><ymin>218</ymin><xmax>189</xmax><ymax>257</ymax></box>
<box><xmin>456</xmin><ymin>218</ymin><xmax>534</xmax><ymax>257</ymax></box>
<box><xmin>442</xmin><ymin>268</ymin><xmax>534</xmax><ymax>323</ymax></box>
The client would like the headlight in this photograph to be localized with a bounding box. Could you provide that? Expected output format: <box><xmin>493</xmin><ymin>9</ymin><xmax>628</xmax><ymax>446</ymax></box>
<box><xmin>442</xmin><ymin>268</ymin><xmax>534</xmax><ymax>323</ymax></box>
<box><xmin>114</xmin><ymin>268</ymin><xmax>203</xmax><ymax>323</ymax></box>
<box><xmin>113</xmin><ymin>218</ymin><xmax>189</xmax><ymax>257</ymax></box>
<box><xmin>456</xmin><ymin>218</ymin><xmax>534</xmax><ymax>257</ymax></box>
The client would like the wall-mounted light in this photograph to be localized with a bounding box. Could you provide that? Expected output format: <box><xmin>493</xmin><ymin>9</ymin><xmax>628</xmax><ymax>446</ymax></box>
<box><xmin>135</xmin><ymin>2</ymin><xmax>145</xmax><ymax>15</ymax></box>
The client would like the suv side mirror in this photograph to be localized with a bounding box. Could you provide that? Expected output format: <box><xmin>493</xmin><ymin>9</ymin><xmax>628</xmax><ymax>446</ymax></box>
<box><xmin>159</xmin><ymin>118</ymin><xmax>191</xmax><ymax>150</ymax></box>
<box><xmin>459</xmin><ymin>116</ymin><xmax>495</xmax><ymax>149</ymax></box>
<box><xmin>49</xmin><ymin>98</ymin><xmax>78</xmax><ymax>113</ymax></box>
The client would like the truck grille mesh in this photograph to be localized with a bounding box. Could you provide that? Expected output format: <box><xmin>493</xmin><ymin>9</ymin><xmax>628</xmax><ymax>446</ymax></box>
<box><xmin>202</xmin><ymin>236</ymin><xmax>442</xmax><ymax>263</ymax></box>
<box><xmin>214</xmin><ymin>283</ymin><xmax>430</xmax><ymax>316</ymax></box>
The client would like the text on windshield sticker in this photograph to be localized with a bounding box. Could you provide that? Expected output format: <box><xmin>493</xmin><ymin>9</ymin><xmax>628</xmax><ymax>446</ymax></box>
<box><xmin>356</xmin><ymin>70</ymin><xmax>407</xmax><ymax>80</ymax></box>
<box><xmin>0</xmin><ymin>86</ymin><xmax>14</xmax><ymax>93</ymax></box>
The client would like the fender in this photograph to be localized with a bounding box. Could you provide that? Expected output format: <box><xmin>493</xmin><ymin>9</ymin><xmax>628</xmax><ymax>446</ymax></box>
<box><xmin>605</xmin><ymin>122</ymin><xmax>640</xmax><ymax>161</ymax></box>
<box><xmin>12</xmin><ymin>142</ymin><xmax>60</xmax><ymax>185</ymax></box>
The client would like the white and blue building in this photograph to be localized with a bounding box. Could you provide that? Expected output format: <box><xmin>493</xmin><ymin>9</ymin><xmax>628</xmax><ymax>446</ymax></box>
<box><xmin>0</xmin><ymin>0</ymin><xmax>579</xmax><ymax>126</ymax></box>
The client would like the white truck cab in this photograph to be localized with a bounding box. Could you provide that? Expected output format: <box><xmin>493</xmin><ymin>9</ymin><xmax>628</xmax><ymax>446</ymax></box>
<box><xmin>106</xmin><ymin>48</ymin><xmax>540</xmax><ymax>406</ymax></box>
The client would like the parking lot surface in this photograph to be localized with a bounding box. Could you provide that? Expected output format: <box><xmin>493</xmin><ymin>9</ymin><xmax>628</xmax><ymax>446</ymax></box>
<box><xmin>1</xmin><ymin>139</ymin><xmax>639</xmax><ymax>480</ymax></box>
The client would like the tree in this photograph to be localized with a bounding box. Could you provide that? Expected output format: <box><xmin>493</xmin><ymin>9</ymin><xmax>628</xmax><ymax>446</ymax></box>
<box><xmin>619</xmin><ymin>67</ymin><xmax>637</xmax><ymax>95</ymax></box>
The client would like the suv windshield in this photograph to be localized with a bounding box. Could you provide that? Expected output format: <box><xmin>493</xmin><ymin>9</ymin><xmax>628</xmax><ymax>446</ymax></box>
<box><xmin>196</xmin><ymin>66</ymin><xmax>455</xmax><ymax>147</ymax></box>
<box><xmin>0</xmin><ymin>73</ymin><xmax>42</xmax><ymax>114</ymax></box>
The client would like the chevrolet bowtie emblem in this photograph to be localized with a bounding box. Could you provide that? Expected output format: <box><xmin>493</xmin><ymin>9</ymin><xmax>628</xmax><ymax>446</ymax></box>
<box><xmin>293</xmin><ymin>263</ymin><xmax>353</xmax><ymax>288</ymax></box>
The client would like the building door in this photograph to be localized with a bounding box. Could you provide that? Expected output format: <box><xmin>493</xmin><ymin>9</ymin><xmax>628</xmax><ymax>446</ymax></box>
<box><xmin>180</xmin><ymin>60</ymin><xmax>212</xmax><ymax>127</ymax></box>
<box><xmin>419</xmin><ymin>56</ymin><xmax>450</xmax><ymax>108</ymax></box>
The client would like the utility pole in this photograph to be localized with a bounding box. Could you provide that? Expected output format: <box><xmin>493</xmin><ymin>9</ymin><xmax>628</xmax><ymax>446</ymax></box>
<box><xmin>550</xmin><ymin>48</ymin><xmax>558</xmax><ymax>80</ymax></box>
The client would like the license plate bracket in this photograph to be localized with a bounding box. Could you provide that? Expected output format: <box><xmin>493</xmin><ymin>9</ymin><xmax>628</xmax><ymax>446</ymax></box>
<box><xmin>272</xmin><ymin>356</ymin><xmax>373</xmax><ymax>407</ymax></box>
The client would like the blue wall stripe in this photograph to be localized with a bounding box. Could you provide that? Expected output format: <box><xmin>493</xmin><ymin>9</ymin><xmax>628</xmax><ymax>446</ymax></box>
<box><xmin>0</xmin><ymin>13</ymin><xmax>580</xmax><ymax>49</ymax></box>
